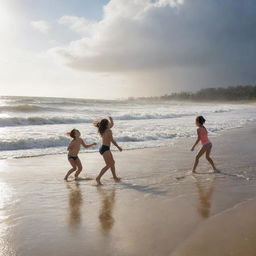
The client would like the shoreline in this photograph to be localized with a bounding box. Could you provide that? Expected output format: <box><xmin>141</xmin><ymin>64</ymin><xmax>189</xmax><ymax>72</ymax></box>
<box><xmin>1</xmin><ymin>118</ymin><xmax>256</xmax><ymax>162</ymax></box>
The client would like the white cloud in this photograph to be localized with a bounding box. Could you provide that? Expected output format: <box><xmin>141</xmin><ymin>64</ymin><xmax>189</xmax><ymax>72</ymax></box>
<box><xmin>58</xmin><ymin>16</ymin><xmax>96</xmax><ymax>35</ymax></box>
<box><xmin>50</xmin><ymin>0</ymin><xmax>185</xmax><ymax>72</ymax></box>
<box><xmin>31</xmin><ymin>20</ymin><xmax>51</xmax><ymax>34</ymax></box>
<box><xmin>49</xmin><ymin>0</ymin><xmax>256</xmax><ymax>92</ymax></box>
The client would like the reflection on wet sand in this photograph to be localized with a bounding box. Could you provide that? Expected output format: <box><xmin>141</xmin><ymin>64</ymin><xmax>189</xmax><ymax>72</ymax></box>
<box><xmin>0</xmin><ymin>180</ymin><xmax>15</xmax><ymax>255</ymax></box>
<box><xmin>195</xmin><ymin>176</ymin><xmax>215</xmax><ymax>219</ymax></box>
<box><xmin>97</xmin><ymin>188</ymin><xmax>116</xmax><ymax>235</ymax></box>
<box><xmin>67</xmin><ymin>182</ymin><xmax>83</xmax><ymax>230</ymax></box>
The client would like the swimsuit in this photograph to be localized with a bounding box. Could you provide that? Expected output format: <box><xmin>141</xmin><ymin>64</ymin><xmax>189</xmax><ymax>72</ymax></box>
<box><xmin>202</xmin><ymin>142</ymin><xmax>212</xmax><ymax>149</ymax></box>
<box><xmin>199</xmin><ymin>127</ymin><xmax>211</xmax><ymax>145</ymax></box>
<box><xmin>99</xmin><ymin>145</ymin><xmax>110</xmax><ymax>155</ymax></box>
<box><xmin>68</xmin><ymin>155</ymin><xmax>78</xmax><ymax>161</ymax></box>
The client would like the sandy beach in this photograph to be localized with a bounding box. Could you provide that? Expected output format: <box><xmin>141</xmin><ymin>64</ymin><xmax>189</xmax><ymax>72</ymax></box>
<box><xmin>1</xmin><ymin>123</ymin><xmax>256</xmax><ymax>256</ymax></box>
<box><xmin>1</xmin><ymin>0</ymin><xmax>256</xmax><ymax>254</ymax></box>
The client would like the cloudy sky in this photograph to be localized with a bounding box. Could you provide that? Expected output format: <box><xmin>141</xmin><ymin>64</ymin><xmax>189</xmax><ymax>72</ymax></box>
<box><xmin>0</xmin><ymin>0</ymin><xmax>255</xmax><ymax>99</ymax></box>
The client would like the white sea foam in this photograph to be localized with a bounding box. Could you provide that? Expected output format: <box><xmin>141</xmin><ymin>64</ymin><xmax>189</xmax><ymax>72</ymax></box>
<box><xmin>0</xmin><ymin>96</ymin><xmax>255</xmax><ymax>159</ymax></box>
<box><xmin>0</xmin><ymin>110</ymin><xmax>236</xmax><ymax>127</ymax></box>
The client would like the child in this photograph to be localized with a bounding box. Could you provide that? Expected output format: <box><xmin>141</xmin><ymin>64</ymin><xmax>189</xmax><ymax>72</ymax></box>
<box><xmin>191</xmin><ymin>116</ymin><xmax>218</xmax><ymax>173</ymax></box>
<box><xmin>93</xmin><ymin>116</ymin><xmax>122</xmax><ymax>185</ymax></box>
<box><xmin>64</xmin><ymin>129</ymin><xmax>96</xmax><ymax>181</ymax></box>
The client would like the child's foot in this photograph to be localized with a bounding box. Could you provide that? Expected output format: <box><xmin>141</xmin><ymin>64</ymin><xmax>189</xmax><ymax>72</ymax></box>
<box><xmin>96</xmin><ymin>177</ymin><xmax>103</xmax><ymax>186</ymax></box>
<box><xmin>192</xmin><ymin>170</ymin><xmax>196</xmax><ymax>174</ymax></box>
<box><xmin>114</xmin><ymin>177</ymin><xmax>121</xmax><ymax>182</ymax></box>
<box><xmin>214</xmin><ymin>169</ymin><xmax>220</xmax><ymax>173</ymax></box>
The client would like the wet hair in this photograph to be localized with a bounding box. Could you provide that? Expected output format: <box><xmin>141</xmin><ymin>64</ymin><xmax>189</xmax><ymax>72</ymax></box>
<box><xmin>93</xmin><ymin>119</ymin><xmax>109</xmax><ymax>135</ymax></box>
<box><xmin>196</xmin><ymin>116</ymin><xmax>206</xmax><ymax>125</ymax></box>
<box><xmin>66</xmin><ymin>129</ymin><xmax>78</xmax><ymax>139</ymax></box>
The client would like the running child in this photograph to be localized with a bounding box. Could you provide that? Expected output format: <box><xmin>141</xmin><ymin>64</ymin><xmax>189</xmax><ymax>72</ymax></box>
<box><xmin>191</xmin><ymin>116</ymin><xmax>218</xmax><ymax>173</ymax></box>
<box><xmin>93</xmin><ymin>116</ymin><xmax>122</xmax><ymax>185</ymax></box>
<box><xmin>64</xmin><ymin>129</ymin><xmax>96</xmax><ymax>181</ymax></box>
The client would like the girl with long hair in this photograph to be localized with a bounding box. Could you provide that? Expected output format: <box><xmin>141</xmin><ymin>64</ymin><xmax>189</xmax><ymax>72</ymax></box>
<box><xmin>93</xmin><ymin>117</ymin><xmax>122</xmax><ymax>185</ymax></box>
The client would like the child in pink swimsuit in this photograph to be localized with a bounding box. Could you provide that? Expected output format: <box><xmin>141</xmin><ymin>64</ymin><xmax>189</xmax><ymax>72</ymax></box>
<box><xmin>191</xmin><ymin>116</ymin><xmax>218</xmax><ymax>173</ymax></box>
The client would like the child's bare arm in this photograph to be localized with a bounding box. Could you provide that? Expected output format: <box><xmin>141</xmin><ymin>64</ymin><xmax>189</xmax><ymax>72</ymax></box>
<box><xmin>109</xmin><ymin>130</ymin><xmax>122</xmax><ymax>151</ymax></box>
<box><xmin>191</xmin><ymin>129</ymin><xmax>200</xmax><ymax>151</ymax></box>
<box><xmin>81</xmin><ymin>139</ymin><xmax>97</xmax><ymax>148</ymax></box>
<box><xmin>108</xmin><ymin>116</ymin><xmax>114</xmax><ymax>128</ymax></box>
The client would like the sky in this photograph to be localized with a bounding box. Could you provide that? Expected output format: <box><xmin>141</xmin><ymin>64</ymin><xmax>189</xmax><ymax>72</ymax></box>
<box><xmin>0</xmin><ymin>0</ymin><xmax>256</xmax><ymax>99</ymax></box>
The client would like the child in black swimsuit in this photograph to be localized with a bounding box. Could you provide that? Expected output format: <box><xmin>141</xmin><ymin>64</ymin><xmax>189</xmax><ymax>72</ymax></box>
<box><xmin>93</xmin><ymin>117</ymin><xmax>122</xmax><ymax>185</ymax></box>
<box><xmin>64</xmin><ymin>129</ymin><xmax>96</xmax><ymax>181</ymax></box>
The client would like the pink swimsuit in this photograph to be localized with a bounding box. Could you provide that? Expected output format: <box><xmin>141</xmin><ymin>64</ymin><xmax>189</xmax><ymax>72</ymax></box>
<box><xmin>199</xmin><ymin>127</ymin><xmax>211</xmax><ymax>145</ymax></box>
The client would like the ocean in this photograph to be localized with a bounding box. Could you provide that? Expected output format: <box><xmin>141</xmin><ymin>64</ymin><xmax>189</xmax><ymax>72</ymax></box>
<box><xmin>0</xmin><ymin>96</ymin><xmax>255</xmax><ymax>159</ymax></box>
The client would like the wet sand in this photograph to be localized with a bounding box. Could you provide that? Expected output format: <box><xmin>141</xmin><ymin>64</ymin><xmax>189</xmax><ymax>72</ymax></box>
<box><xmin>1</xmin><ymin>124</ymin><xmax>256</xmax><ymax>256</ymax></box>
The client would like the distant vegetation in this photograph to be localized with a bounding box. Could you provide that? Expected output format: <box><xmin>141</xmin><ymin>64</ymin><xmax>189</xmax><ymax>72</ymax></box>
<box><xmin>128</xmin><ymin>85</ymin><xmax>256</xmax><ymax>102</ymax></box>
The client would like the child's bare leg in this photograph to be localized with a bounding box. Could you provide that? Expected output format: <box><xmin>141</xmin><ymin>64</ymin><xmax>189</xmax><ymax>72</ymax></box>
<box><xmin>108</xmin><ymin>151</ymin><xmax>121</xmax><ymax>181</ymax></box>
<box><xmin>97</xmin><ymin>151</ymin><xmax>120</xmax><ymax>185</ymax></box>
<box><xmin>192</xmin><ymin>159</ymin><xmax>199</xmax><ymax>173</ymax></box>
<box><xmin>96</xmin><ymin>165</ymin><xmax>110</xmax><ymax>185</ymax></box>
<box><xmin>64</xmin><ymin>168</ymin><xmax>76</xmax><ymax>180</ymax></box>
<box><xmin>205</xmin><ymin>147</ymin><xmax>217</xmax><ymax>171</ymax></box>
<box><xmin>206</xmin><ymin>156</ymin><xmax>216</xmax><ymax>171</ymax></box>
<box><xmin>74</xmin><ymin>158</ymin><xmax>82</xmax><ymax>179</ymax></box>
<box><xmin>65</xmin><ymin>159</ymin><xmax>77</xmax><ymax>180</ymax></box>
<box><xmin>110</xmin><ymin>165</ymin><xmax>121</xmax><ymax>181</ymax></box>
<box><xmin>192</xmin><ymin>147</ymin><xmax>207</xmax><ymax>173</ymax></box>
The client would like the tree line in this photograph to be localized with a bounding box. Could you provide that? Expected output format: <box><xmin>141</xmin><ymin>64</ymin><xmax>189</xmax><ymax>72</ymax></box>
<box><xmin>128</xmin><ymin>85</ymin><xmax>256</xmax><ymax>101</ymax></box>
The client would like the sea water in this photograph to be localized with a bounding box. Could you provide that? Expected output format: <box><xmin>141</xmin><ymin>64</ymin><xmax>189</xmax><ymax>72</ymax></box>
<box><xmin>0</xmin><ymin>96</ymin><xmax>255</xmax><ymax>159</ymax></box>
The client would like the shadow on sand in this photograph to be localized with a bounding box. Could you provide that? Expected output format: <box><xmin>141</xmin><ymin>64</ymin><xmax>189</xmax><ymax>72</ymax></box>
<box><xmin>120</xmin><ymin>182</ymin><xmax>167</xmax><ymax>196</ymax></box>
